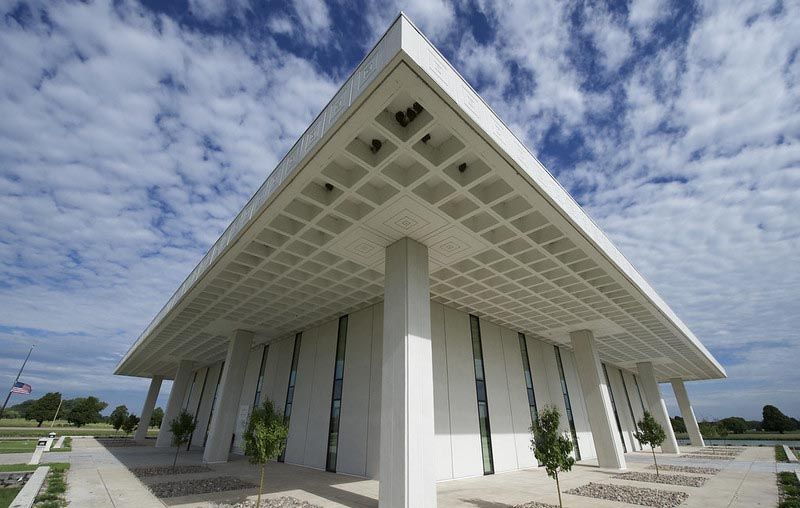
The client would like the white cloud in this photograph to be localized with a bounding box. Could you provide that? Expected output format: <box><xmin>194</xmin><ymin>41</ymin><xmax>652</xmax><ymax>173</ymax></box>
<box><xmin>582</xmin><ymin>4</ymin><xmax>634</xmax><ymax>73</ymax></box>
<box><xmin>628</xmin><ymin>0</ymin><xmax>669</xmax><ymax>40</ymax></box>
<box><xmin>292</xmin><ymin>0</ymin><xmax>331</xmax><ymax>45</ymax></box>
<box><xmin>188</xmin><ymin>0</ymin><xmax>250</xmax><ymax>23</ymax></box>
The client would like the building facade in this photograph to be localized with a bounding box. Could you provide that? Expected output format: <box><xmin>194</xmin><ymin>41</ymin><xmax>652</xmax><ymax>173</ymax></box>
<box><xmin>118</xmin><ymin>15</ymin><xmax>724</xmax><ymax>508</ymax></box>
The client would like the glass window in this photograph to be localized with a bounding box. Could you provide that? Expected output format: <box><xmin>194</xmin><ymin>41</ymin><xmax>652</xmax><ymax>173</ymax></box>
<box><xmin>518</xmin><ymin>333</ymin><xmax>539</xmax><ymax>426</ymax></box>
<box><xmin>602</xmin><ymin>363</ymin><xmax>627</xmax><ymax>452</ymax></box>
<box><xmin>278</xmin><ymin>333</ymin><xmax>302</xmax><ymax>462</ymax></box>
<box><xmin>326</xmin><ymin>315</ymin><xmax>348</xmax><ymax>472</ymax></box>
<box><xmin>554</xmin><ymin>346</ymin><xmax>581</xmax><ymax>460</ymax></box>
<box><xmin>470</xmin><ymin>315</ymin><xmax>494</xmax><ymax>475</ymax></box>
<box><xmin>253</xmin><ymin>345</ymin><xmax>269</xmax><ymax>408</ymax></box>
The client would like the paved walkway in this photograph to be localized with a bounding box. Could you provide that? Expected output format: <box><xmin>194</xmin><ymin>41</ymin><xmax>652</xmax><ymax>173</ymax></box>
<box><xmin>30</xmin><ymin>438</ymin><xmax>792</xmax><ymax>507</ymax></box>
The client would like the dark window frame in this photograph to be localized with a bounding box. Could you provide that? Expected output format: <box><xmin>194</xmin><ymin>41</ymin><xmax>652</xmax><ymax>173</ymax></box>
<box><xmin>470</xmin><ymin>315</ymin><xmax>495</xmax><ymax>475</ymax></box>
<box><xmin>326</xmin><ymin>315</ymin><xmax>348</xmax><ymax>472</ymax></box>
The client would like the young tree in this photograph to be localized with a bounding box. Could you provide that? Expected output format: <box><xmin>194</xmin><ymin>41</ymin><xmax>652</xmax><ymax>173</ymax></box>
<box><xmin>244</xmin><ymin>400</ymin><xmax>289</xmax><ymax>508</ymax></box>
<box><xmin>634</xmin><ymin>411</ymin><xmax>667</xmax><ymax>476</ymax></box>
<box><xmin>109</xmin><ymin>405</ymin><xmax>129</xmax><ymax>435</ymax></box>
<box><xmin>121</xmin><ymin>414</ymin><xmax>140</xmax><ymax>436</ymax></box>
<box><xmin>27</xmin><ymin>392</ymin><xmax>62</xmax><ymax>427</ymax></box>
<box><xmin>150</xmin><ymin>407</ymin><xmax>164</xmax><ymax>429</ymax></box>
<box><xmin>530</xmin><ymin>405</ymin><xmax>575</xmax><ymax>508</ymax></box>
<box><xmin>66</xmin><ymin>397</ymin><xmax>108</xmax><ymax>427</ymax></box>
<box><xmin>168</xmin><ymin>410</ymin><xmax>196</xmax><ymax>471</ymax></box>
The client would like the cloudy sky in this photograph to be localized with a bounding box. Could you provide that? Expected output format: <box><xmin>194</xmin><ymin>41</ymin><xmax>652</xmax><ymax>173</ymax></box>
<box><xmin>1</xmin><ymin>0</ymin><xmax>798</xmax><ymax>421</ymax></box>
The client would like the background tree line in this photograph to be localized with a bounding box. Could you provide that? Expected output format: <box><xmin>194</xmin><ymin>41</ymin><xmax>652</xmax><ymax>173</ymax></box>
<box><xmin>2</xmin><ymin>392</ymin><xmax>164</xmax><ymax>429</ymax></box>
<box><xmin>670</xmin><ymin>404</ymin><xmax>800</xmax><ymax>436</ymax></box>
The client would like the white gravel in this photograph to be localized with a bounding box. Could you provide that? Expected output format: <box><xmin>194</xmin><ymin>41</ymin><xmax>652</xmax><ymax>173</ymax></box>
<box><xmin>647</xmin><ymin>464</ymin><xmax>721</xmax><ymax>475</ymax></box>
<box><xmin>131</xmin><ymin>465</ymin><xmax>212</xmax><ymax>477</ymax></box>
<box><xmin>215</xmin><ymin>497</ymin><xmax>321</xmax><ymax>507</ymax></box>
<box><xmin>148</xmin><ymin>476</ymin><xmax>256</xmax><ymax>498</ymax></box>
<box><xmin>513</xmin><ymin>502</ymin><xmax>559</xmax><ymax>508</ymax></box>
<box><xmin>681</xmin><ymin>454</ymin><xmax>734</xmax><ymax>460</ymax></box>
<box><xmin>614</xmin><ymin>471</ymin><xmax>707</xmax><ymax>487</ymax></box>
<box><xmin>565</xmin><ymin>482</ymin><xmax>689</xmax><ymax>507</ymax></box>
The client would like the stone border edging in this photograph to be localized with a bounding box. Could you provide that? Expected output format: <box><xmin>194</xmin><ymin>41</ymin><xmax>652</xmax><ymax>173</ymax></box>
<box><xmin>783</xmin><ymin>445</ymin><xmax>798</xmax><ymax>463</ymax></box>
<box><xmin>9</xmin><ymin>465</ymin><xmax>49</xmax><ymax>508</ymax></box>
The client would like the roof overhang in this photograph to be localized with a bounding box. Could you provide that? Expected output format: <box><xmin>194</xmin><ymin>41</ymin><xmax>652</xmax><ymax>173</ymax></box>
<box><xmin>115</xmin><ymin>15</ymin><xmax>725</xmax><ymax>383</ymax></box>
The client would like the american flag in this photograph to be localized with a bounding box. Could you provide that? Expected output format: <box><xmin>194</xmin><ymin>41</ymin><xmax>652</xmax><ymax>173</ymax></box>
<box><xmin>11</xmin><ymin>382</ymin><xmax>32</xmax><ymax>395</ymax></box>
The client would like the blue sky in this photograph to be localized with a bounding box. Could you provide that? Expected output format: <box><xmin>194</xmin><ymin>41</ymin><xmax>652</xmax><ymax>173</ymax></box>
<box><xmin>0</xmin><ymin>0</ymin><xmax>798</xmax><ymax>421</ymax></box>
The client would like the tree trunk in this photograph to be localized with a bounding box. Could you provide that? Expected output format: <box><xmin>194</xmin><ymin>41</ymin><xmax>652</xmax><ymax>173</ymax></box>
<box><xmin>555</xmin><ymin>472</ymin><xmax>562</xmax><ymax>508</ymax></box>
<box><xmin>651</xmin><ymin>446</ymin><xmax>659</xmax><ymax>476</ymax></box>
<box><xmin>257</xmin><ymin>464</ymin><xmax>264</xmax><ymax>508</ymax></box>
<box><xmin>173</xmin><ymin>445</ymin><xmax>180</xmax><ymax>472</ymax></box>
<box><xmin>37</xmin><ymin>421</ymin><xmax>43</xmax><ymax>427</ymax></box>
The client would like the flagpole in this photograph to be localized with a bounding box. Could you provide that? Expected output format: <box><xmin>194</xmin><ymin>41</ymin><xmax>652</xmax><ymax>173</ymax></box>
<box><xmin>0</xmin><ymin>345</ymin><xmax>35</xmax><ymax>420</ymax></box>
<box><xmin>50</xmin><ymin>396</ymin><xmax>63</xmax><ymax>429</ymax></box>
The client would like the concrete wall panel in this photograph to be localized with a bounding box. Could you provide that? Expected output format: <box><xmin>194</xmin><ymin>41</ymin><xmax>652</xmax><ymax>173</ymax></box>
<box><xmin>304</xmin><ymin>319</ymin><xmax>338</xmax><ymax>469</ymax></box>
<box><xmin>266</xmin><ymin>336</ymin><xmax>294</xmax><ymax>412</ymax></box>
<box><xmin>443</xmin><ymin>306</ymin><xmax>483</xmax><ymax>479</ymax></box>
<box><xmin>232</xmin><ymin>346</ymin><xmax>263</xmax><ymax>453</ymax></box>
<box><xmin>479</xmin><ymin>320</ymin><xmax>518</xmax><ymax>473</ymax></box>
<box><xmin>192</xmin><ymin>362</ymin><xmax>221</xmax><ymax>448</ymax></box>
<box><xmin>366</xmin><ymin>304</ymin><xmax>383</xmax><ymax>479</ymax></box>
<box><xmin>430</xmin><ymin>302</ymin><xmax>453</xmax><ymax>480</ymax></box>
<box><xmin>607</xmin><ymin>364</ymin><xmax>639</xmax><ymax>452</ymax></box>
<box><xmin>337</xmin><ymin>307</ymin><xmax>374</xmax><ymax>476</ymax></box>
<box><xmin>284</xmin><ymin>326</ymin><xmax>317</xmax><ymax>465</ymax></box>
<box><xmin>501</xmin><ymin>328</ymin><xmax>537</xmax><ymax>468</ymax></box>
<box><xmin>560</xmin><ymin>349</ymin><xmax>596</xmax><ymax>460</ymax></box>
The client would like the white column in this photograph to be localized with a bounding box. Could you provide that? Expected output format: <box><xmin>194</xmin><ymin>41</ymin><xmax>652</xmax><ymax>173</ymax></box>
<box><xmin>134</xmin><ymin>376</ymin><xmax>162</xmax><ymax>443</ymax></box>
<box><xmin>636</xmin><ymin>362</ymin><xmax>679</xmax><ymax>454</ymax></box>
<box><xmin>203</xmin><ymin>329</ymin><xmax>254</xmax><ymax>463</ymax></box>
<box><xmin>570</xmin><ymin>330</ymin><xmax>627</xmax><ymax>470</ymax></box>
<box><xmin>156</xmin><ymin>360</ymin><xmax>194</xmax><ymax>448</ymax></box>
<box><xmin>670</xmin><ymin>379</ymin><xmax>705</xmax><ymax>447</ymax></box>
<box><xmin>379</xmin><ymin>238</ymin><xmax>436</xmax><ymax>508</ymax></box>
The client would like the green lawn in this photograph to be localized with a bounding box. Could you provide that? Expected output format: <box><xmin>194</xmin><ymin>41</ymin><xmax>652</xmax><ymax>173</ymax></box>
<box><xmin>0</xmin><ymin>463</ymin><xmax>37</xmax><ymax>472</ymax></box>
<box><xmin>0</xmin><ymin>439</ymin><xmax>37</xmax><ymax>454</ymax></box>
<box><xmin>675</xmin><ymin>431</ymin><xmax>800</xmax><ymax>441</ymax></box>
<box><xmin>0</xmin><ymin>487</ymin><xmax>22</xmax><ymax>508</ymax></box>
<box><xmin>0</xmin><ymin>427</ymin><xmax>158</xmax><ymax>438</ymax></box>
<box><xmin>778</xmin><ymin>471</ymin><xmax>800</xmax><ymax>508</ymax></box>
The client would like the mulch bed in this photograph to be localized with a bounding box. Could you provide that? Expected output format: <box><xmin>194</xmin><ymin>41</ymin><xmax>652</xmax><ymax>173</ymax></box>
<box><xmin>647</xmin><ymin>464</ymin><xmax>721</xmax><ymax>475</ymax></box>
<box><xmin>130</xmin><ymin>465</ymin><xmax>212</xmax><ymax>477</ymax></box>
<box><xmin>614</xmin><ymin>471</ymin><xmax>707</xmax><ymax>487</ymax></box>
<box><xmin>565</xmin><ymin>482</ymin><xmax>689</xmax><ymax>508</ymax></box>
<box><xmin>148</xmin><ymin>476</ymin><xmax>257</xmax><ymax>498</ymax></box>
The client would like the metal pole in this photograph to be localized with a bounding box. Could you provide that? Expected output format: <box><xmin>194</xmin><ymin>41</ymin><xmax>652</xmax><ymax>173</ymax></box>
<box><xmin>50</xmin><ymin>396</ymin><xmax>63</xmax><ymax>428</ymax></box>
<box><xmin>0</xmin><ymin>345</ymin><xmax>34</xmax><ymax>420</ymax></box>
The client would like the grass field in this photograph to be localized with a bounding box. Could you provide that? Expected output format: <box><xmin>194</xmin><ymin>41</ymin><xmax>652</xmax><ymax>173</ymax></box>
<box><xmin>0</xmin><ymin>439</ymin><xmax>37</xmax><ymax>454</ymax></box>
<box><xmin>0</xmin><ymin>427</ymin><xmax>158</xmax><ymax>438</ymax></box>
<box><xmin>0</xmin><ymin>463</ymin><xmax>38</xmax><ymax>472</ymax></box>
<box><xmin>0</xmin><ymin>487</ymin><xmax>22</xmax><ymax>508</ymax></box>
<box><xmin>0</xmin><ymin>418</ymin><xmax>113</xmax><ymax>429</ymax></box>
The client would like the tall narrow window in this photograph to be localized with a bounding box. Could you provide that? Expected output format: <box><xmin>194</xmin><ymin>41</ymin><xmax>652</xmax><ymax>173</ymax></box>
<box><xmin>554</xmin><ymin>346</ymin><xmax>581</xmax><ymax>460</ymax></box>
<box><xmin>518</xmin><ymin>333</ymin><xmax>538</xmax><ymax>425</ymax></box>
<box><xmin>278</xmin><ymin>333</ymin><xmax>302</xmax><ymax>462</ymax></box>
<box><xmin>183</xmin><ymin>372</ymin><xmax>197</xmax><ymax>411</ymax></box>
<box><xmin>470</xmin><ymin>315</ymin><xmax>494</xmax><ymax>475</ymax></box>
<box><xmin>326</xmin><ymin>315</ymin><xmax>348</xmax><ymax>472</ymax></box>
<box><xmin>633</xmin><ymin>374</ymin><xmax>647</xmax><ymax>413</ymax></box>
<box><xmin>253</xmin><ymin>345</ymin><xmax>269</xmax><ymax>408</ymax></box>
<box><xmin>203</xmin><ymin>361</ymin><xmax>225</xmax><ymax>447</ymax></box>
<box><xmin>619</xmin><ymin>370</ymin><xmax>639</xmax><ymax>449</ymax></box>
<box><xmin>602</xmin><ymin>363</ymin><xmax>627</xmax><ymax>452</ymax></box>
<box><xmin>187</xmin><ymin>368</ymin><xmax>209</xmax><ymax>449</ymax></box>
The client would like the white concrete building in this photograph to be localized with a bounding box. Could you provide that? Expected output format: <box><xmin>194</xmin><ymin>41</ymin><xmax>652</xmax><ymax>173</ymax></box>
<box><xmin>116</xmin><ymin>15</ymin><xmax>724</xmax><ymax>507</ymax></box>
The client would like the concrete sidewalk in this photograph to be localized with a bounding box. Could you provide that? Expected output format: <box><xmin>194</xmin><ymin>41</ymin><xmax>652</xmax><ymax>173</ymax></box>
<box><xmin>42</xmin><ymin>438</ymin><xmax>790</xmax><ymax>508</ymax></box>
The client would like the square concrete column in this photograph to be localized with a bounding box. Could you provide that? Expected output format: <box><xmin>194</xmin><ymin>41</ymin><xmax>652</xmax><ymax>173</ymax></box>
<box><xmin>570</xmin><ymin>330</ymin><xmax>627</xmax><ymax>470</ymax></box>
<box><xmin>134</xmin><ymin>376</ymin><xmax>162</xmax><ymax>443</ymax></box>
<box><xmin>156</xmin><ymin>360</ymin><xmax>194</xmax><ymax>448</ymax></box>
<box><xmin>379</xmin><ymin>238</ymin><xmax>436</xmax><ymax>508</ymax></box>
<box><xmin>203</xmin><ymin>329</ymin><xmax>254</xmax><ymax>463</ymax></box>
<box><xmin>636</xmin><ymin>362</ymin><xmax>679</xmax><ymax>454</ymax></box>
<box><xmin>670</xmin><ymin>378</ymin><xmax>705</xmax><ymax>447</ymax></box>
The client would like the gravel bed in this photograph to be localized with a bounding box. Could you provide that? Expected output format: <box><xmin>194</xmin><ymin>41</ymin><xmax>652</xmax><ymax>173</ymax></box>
<box><xmin>647</xmin><ymin>464</ymin><xmax>721</xmax><ymax>475</ymax></box>
<box><xmin>680</xmin><ymin>454</ymin><xmax>734</xmax><ymax>460</ymax></box>
<box><xmin>513</xmin><ymin>502</ymin><xmax>559</xmax><ymax>508</ymax></box>
<box><xmin>1</xmin><ymin>471</ymin><xmax>31</xmax><ymax>488</ymax></box>
<box><xmin>96</xmin><ymin>438</ymin><xmax>142</xmax><ymax>447</ymax></box>
<box><xmin>148</xmin><ymin>476</ymin><xmax>257</xmax><ymax>498</ymax></box>
<box><xmin>215</xmin><ymin>497</ymin><xmax>322</xmax><ymax>508</ymax></box>
<box><xmin>565</xmin><ymin>482</ymin><xmax>689</xmax><ymax>507</ymax></box>
<box><xmin>131</xmin><ymin>465</ymin><xmax>212</xmax><ymax>477</ymax></box>
<box><xmin>614</xmin><ymin>471</ymin><xmax>707</xmax><ymax>487</ymax></box>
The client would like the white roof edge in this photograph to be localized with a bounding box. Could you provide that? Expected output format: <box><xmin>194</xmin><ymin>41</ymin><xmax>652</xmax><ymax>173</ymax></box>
<box><xmin>118</xmin><ymin>13</ymin><xmax>725</xmax><ymax>381</ymax></box>
<box><xmin>394</xmin><ymin>15</ymin><xmax>725</xmax><ymax>379</ymax></box>
<box><xmin>114</xmin><ymin>14</ymin><xmax>407</xmax><ymax>375</ymax></box>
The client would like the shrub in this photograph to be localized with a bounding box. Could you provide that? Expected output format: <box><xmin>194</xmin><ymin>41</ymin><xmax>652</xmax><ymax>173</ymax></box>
<box><xmin>530</xmin><ymin>405</ymin><xmax>574</xmax><ymax>508</ymax></box>
<box><xmin>244</xmin><ymin>400</ymin><xmax>289</xmax><ymax>508</ymax></box>
<box><xmin>634</xmin><ymin>411</ymin><xmax>666</xmax><ymax>476</ymax></box>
